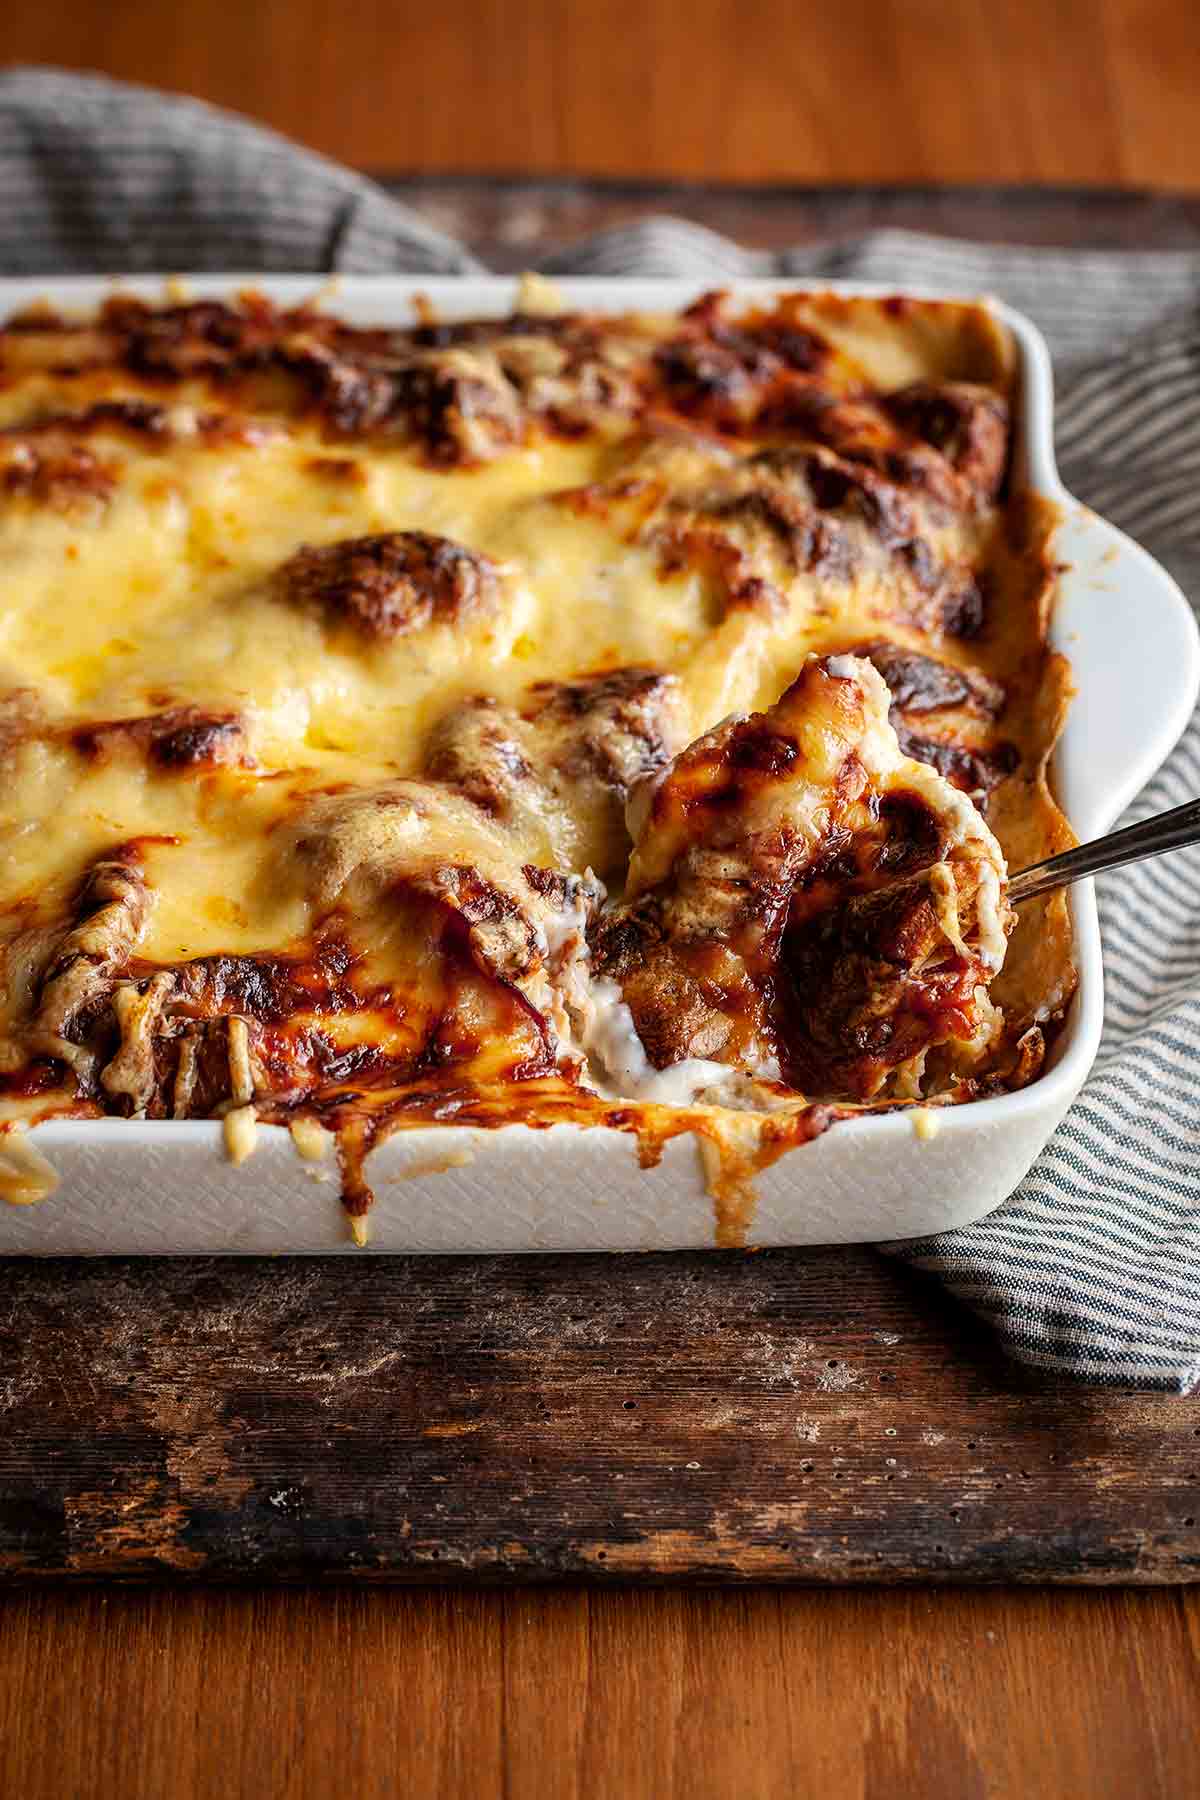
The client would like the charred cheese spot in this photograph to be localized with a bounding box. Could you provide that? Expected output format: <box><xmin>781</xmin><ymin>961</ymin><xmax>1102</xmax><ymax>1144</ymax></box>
<box><xmin>275</xmin><ymin>531</ymin><xmax>503</xmax><ymax>643</ymax></box>
<box><xmin>389</xmin><ymin>350</ymin><xmax>526</xmax><ymax>465</ymax></box>
<box><xmin>653</xmin><ymin>301</ymin><xmax>831</xmax><ymax>429</ymax></box>
<box><xmin>939</xmin><ymin>574</ymin><xmax>989</xmax><ymax>640</ymax></box>
<box><xmin>620</xmin><ymin>438</ymin><xmax>983</xmax><ymax>642</ymax></box>
<box><xmin>753</xmin><ymin>390</ymin><xmax>979</xmax><ymax>516</ymax></box>
<box><xmin>425</xmin><ymin>695</ymin><xmax>539</xmax><ymax>822</ymax></box>
<box><xmin>847</xmin><ymin>640</ymin><xmax>1017</xmax><ymax>800</ymax></box>
<box><xmin>105</xmin><ymin>297</ymin><xmax>290</xmax><ymax>381</ymax></box>
<box><xmin>390</xmin><ymin>311</ymin><xmax>645</xmax><ymax>438</ymax></box>
<box><xmin>424</xmin><ymin>668</ymin><xmax>682</xmax><ymax>877</ymax></box>
<box><xmin>762</xmin><ymin>446</ymin><xmax>920</xmax><ymax>549</ymax></box>
<box><xmin>525</xmin><ymin>666</ymin><xmax>677</xmax><ymax>790</ymax></box>
<box><xmin>858</xmin><ymin>641</ymin><xmax>1005</xmax><ymax>717</ymax></box>
<box><xmin>886</xmin><ymin>382</ymin><xmax>1010</xmax><ymax>504</ymax></box>
<box><xmin>891</xmin><ymin>730</ymin><xmax>1019</xmax><ymax>799</ymax></box>
<box><xmin>4</xmin><ymin>400</ymin><xmax>174</xmax><ymax>447</ymax></box>
<box><xmin>1</xmin><ymin>436</ymin><xmax>116</xmax><ymax>512</ymax></box>
<box><xmin>72</xmin><ymin>706</ymin><xmax>249</xmax><ymax>771</ymax></box>
<box><xmin>521</xmin><ymin>667</ymin><xmax>681</xmax><ymax>870</ymax></box>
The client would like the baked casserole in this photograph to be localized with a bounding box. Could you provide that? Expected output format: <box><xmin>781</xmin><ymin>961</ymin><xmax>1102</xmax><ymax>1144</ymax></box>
<box><xmin>0</xmin><ymin>280</ymin><xmax>1076</xmax><ymax>1240</ymax></box>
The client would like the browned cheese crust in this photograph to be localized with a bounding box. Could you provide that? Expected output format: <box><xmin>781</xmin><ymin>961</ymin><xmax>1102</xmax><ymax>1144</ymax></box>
<box><xmin>0</xmin><ymin>286</ymin><xmax>1076</xmax><ymax>1221</ymax></box>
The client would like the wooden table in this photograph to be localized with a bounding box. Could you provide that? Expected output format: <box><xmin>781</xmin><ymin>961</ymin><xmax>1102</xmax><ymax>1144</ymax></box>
<box><xmin>4</xmin><ymin>6</ymin><xmax>1200</xmax><ymax>1794</ymax></box>
<box><xmin>7</xmin><ymin>0</ymin><xmax>1200</xmax><ymax>191</ymax></box>
<box><xmin>1</xmin><ymin>1586</ymin><xmax>1197</xmax><ymax>1797</ymax></box>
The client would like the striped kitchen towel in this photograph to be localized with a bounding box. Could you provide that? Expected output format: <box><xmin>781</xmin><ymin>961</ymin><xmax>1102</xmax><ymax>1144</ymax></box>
<box><xmin>3</xmin><ymin>68</ymin><xmax>1198</xmax><ymax>1390</ymax></box>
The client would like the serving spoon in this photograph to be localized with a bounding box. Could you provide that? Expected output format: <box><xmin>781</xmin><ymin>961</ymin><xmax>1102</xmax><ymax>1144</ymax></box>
<box><xmin>1008</xmin><ymin>796</ymin><xmax>1200</xmax><ymax>906</ymax></box>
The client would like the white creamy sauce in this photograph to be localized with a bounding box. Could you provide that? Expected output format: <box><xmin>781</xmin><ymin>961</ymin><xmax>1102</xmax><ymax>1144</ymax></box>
<box><xmin>571</xmin><ymin>975</ymin><xmax>779</xmax><ymax>1107</ymax></box>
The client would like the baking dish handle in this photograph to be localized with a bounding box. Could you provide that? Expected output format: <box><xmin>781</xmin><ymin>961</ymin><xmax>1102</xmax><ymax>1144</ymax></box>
<box><xmin>1049</xmin><ymin>501</ymin><xmax>1200</xmax><ymax>841</ymax></box>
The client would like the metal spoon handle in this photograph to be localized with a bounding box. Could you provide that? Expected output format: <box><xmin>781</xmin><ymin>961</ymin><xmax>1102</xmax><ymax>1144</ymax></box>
<box><xmin>1009</xmin><ymin>796</ymin><xmax>1200</xmax><ymax>906</ymax></box>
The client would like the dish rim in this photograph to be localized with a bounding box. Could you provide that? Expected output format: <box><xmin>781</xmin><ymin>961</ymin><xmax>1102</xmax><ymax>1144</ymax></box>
<box><xmin>2</xmin><ymin>271</ymin><xmax>1196</xmax><ymax>1158</ymax></box>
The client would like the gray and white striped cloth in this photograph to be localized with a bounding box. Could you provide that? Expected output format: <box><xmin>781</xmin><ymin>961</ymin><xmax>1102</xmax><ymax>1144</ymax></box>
<box><xmin>3</xmin><ymin>69</ymin><xmax>1199</xmax><ymax>1390</ymax></box>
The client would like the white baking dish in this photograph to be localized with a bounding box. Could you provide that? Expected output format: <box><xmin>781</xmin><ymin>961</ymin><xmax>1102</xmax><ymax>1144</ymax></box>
<box><xmin>1</xmin><ymin>275</ymin><xmax>1196</xmax><ymax>1255</ymax></box>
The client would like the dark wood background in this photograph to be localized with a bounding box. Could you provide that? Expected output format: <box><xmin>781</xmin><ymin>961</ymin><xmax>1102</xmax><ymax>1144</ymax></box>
<box><xmin>1</xmin><ymin>1249</ymin><xmax>1197</xmax><ymax>1588</ymax></box>
<box><xmin>4</xmin><ymin>2</ymin><xmax>1200</xmax><ymax>1793</ymax></box>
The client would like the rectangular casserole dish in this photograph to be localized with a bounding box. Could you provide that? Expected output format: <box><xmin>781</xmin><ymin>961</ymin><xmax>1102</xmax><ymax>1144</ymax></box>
<box><xmin>0</xmin><ymin>275</ymin><xmax>1195</xmax><ymax>1256</ymax></box>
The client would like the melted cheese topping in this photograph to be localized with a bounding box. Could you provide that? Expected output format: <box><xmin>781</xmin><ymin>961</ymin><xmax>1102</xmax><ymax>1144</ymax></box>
<box><xmin>0</xmin><ymin>433</ymin><xmax>659</xmax><ymax>953</ymax></box>
<box><xmin>0</xmin><ymin>287</ymin><xmax>1077</xmax><ymax>1230</ymax></box>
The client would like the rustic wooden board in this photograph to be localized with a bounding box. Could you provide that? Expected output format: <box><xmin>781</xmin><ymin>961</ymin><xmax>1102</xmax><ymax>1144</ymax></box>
<box><xmin>0</xmin><ymin>1247</ymin><xmax>1196</xmax><ymax>1584</ymax></box>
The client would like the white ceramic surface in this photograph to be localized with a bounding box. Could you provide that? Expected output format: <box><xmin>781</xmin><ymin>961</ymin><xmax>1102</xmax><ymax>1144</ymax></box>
<box><xmin>2</xmin><ymin>275</ymin><xmax>1196</xmax><ymax>1255</ymax></box>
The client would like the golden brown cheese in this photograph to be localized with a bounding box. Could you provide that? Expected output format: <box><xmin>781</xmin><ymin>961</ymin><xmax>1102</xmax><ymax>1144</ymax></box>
<box><xmin>0</xmin><ymin>285</ymin><xmax>1075</xmax><ymax>1232</ymax></box>
<box><xmin>590</xmin><ymin>654</ymin><xmax>1013</xmax><ymax>1101</ymax></box>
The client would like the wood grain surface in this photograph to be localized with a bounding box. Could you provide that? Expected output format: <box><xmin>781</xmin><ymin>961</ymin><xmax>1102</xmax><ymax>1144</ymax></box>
<box><xmin>7</xmin><ymin>0</ymin><xmax>1200</xmax><ymax>191</ymax></box>
<box><xmin>0</xmin><ymin>1585</ymin><xmax>1196</xmax><ymax>1798</ymax></box>
<box><xmin>0</xmin><ymin>1248</ymin><xmax>1195</xmax><ymax>1585</ymax></box>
